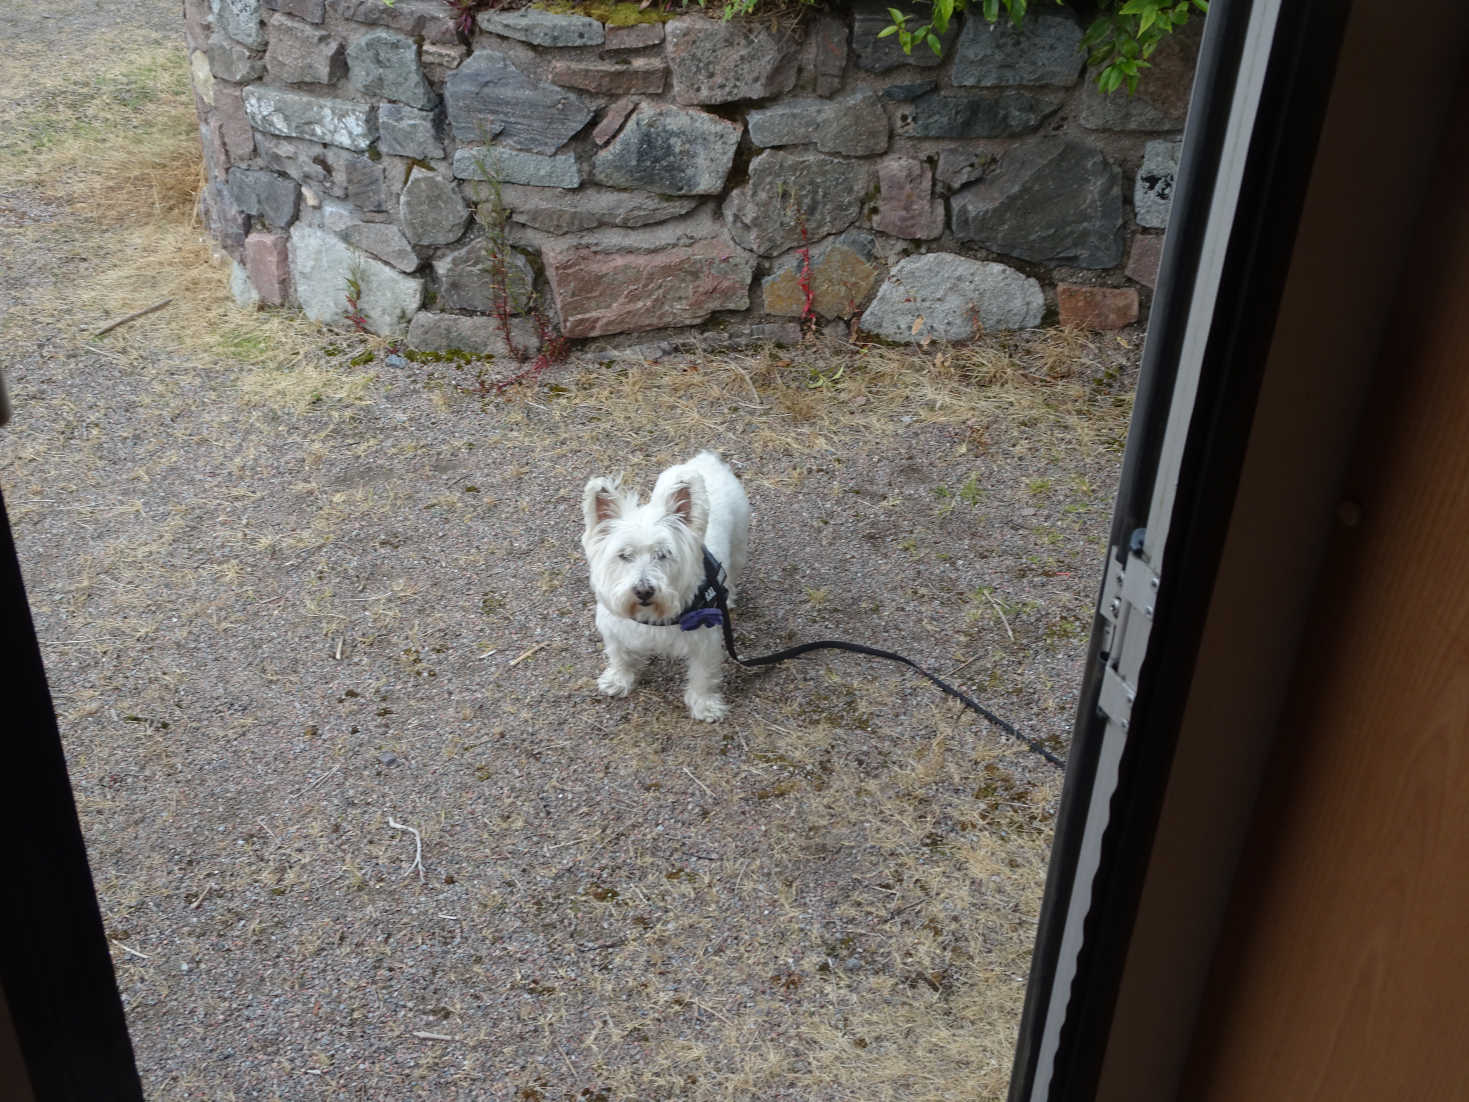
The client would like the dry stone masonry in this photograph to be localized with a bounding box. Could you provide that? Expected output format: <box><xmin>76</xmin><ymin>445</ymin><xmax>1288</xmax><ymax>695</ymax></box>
<box><xmin>187</xmin><ymin>0</ymin><xmax>1195</xmax><ymax>351</ymax></box>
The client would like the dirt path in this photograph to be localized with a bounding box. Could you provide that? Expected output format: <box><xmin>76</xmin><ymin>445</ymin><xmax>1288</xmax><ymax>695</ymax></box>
<box><xmin>0</xmin><ymin>4</ymin><xmax>1138</xmax><ymax>1098</ymax></box>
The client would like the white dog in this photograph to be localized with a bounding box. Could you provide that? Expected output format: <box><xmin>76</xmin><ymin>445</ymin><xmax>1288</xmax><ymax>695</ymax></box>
<box><xmin>581</xmin><ymin>451</ymin><xmax>750</xmax><ymax>722</ymax></box>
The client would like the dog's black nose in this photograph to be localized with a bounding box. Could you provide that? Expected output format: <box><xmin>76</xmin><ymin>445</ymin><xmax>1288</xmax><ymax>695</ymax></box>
<box><xmin>633</xmin><ymin>583</ymin><xmax>655</xmax><ymax>604</ymax></box>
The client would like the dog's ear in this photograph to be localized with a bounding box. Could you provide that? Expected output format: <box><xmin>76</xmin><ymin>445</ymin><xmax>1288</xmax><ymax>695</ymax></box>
<box><xmin>661</xmin><ymin>473</ymin><xmax>710</xmax><ymax>540</ymax></box>
<box><xmin>582</xmin><ymin>477</ymin><xmax>627</xmax><ymax>535</ymax></box>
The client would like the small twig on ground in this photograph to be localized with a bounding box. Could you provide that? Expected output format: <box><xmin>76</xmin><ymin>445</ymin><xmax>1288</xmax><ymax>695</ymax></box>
<box><xmin>882</xmin><ymin>899</ymin><xmax>926</xmax><ymax>924</ymax></box>
<box><xmin>387</xmin><ymin>815</ymin><xmax>425</xmax><ymax>882</ymax></box>
<box><xmin>682</xmin><ymin>766</ymin><xmax>716</xmax><ymax>801</ymax></box>
<box><xmin>694</xmin><ymin>999</ymin><xmax>737</xmax><ymax>1027</ymax></box>
<box><xmin>577</xmin><ymin>938</ymin><xmax>630</xmax><ymax>953</ymax></box>
<box><xmin>92</xmin><ymin>297</ymin><xmax>172</xmax><ymax>338</ymax></box>
<box><xmin>411</xmin><ymin>1031</ymin><xmax>457</xmax><ymax>1042</ymax></box>
<box><xmin>111</xmin><ymin>939</ymin><xmax>151</xmax><ymax>960</ymax></box>
<box><xmin>82</xmin><ymin>344</ymin><xmax>129</xmax><ymax>361</ymax></box>
<box><xmin>188</xmin><ymin>884</ymin><xmax>213</xmax><ymax>910</ymax></box>
<box><xmin>555</xmin><ymin>1042</ymin><xmax>576</xmax><ymax>1076</ymax></box>
<box><xmin>981</xmin><ymin>587</ymin><xmax>1015</xmax><ymax>642</ymax></box>
<box><xmin>945</xmin><ymin>651</ymin><xmax>982</xmax><ymax>679</ymax></box>
<box><xmin>507</xmin><ymin>642</ymin><xmax>547</xmax><ymax>668</ymax></box>
<box><xmin>727</xmin><ymin>361</ymin><xmax>764</xmax><ymax>408</ymax></box>
<box><xmin>293</xmin><ymin>764</ymin><xmax>339</xmax><ymax>798</ymax></box>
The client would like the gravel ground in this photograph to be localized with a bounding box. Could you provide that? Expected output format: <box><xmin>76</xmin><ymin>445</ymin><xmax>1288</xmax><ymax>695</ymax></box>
<box><xmin>0</xmin><ymin>4</ymin><xmax>1141</xmax><ymax>1098</ymax></box>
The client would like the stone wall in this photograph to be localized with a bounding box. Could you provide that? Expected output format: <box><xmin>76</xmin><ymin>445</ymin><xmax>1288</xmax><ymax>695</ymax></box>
<box><xmin>186</xmin><ymin>0</ymin><xmax>1196</xmax><ymax>354</ymax></box>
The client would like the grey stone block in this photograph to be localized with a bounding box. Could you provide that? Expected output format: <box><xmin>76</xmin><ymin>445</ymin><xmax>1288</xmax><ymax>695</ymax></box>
<box><xmin>207</xmin><ymin>32</ymin><xmax>265</xmax><ymax>83</ymax></box>
<box><xmin>823</xmin><ymin>91</ymin><xmax>888</xmax><ymax>156</ymax></box>
<box><xmin>243</xmin><ymin>86</ymin><xmax>377</xmax><ymax>151</ymax></box>
<box><xmin>898</xmin><ymin>89</ymin><xmax>1064</xmax><ymax>138</ymax></box>
<box><xmin>319</xmin><ymin>197</ymin><xmax>355</xmax><ymax>233</ymax></box>
<box><xmin>252</xmin><ymin>133</ymin><xmax>331</xmax><ymax>192</ymax></box>
<box><xmin>288</xmin><ymin>224</ymin><xmax>423</xmax><ymax>334</ymax></box>
<box><xmin>1134</xmin><ymin>139</ymin><xmax>1181</xmax><ymax>229</ymax></box>
<box><xmin>452</xmin><ymin>147</ymin><xmax>580</xmax><ymax>189</ymax></box>
<box><xmin>951</xmin><ymin>9</ymin><xmax>1084</xmax><ymax>87</ymax></box>
<box><xmin>664</xmin><ymin>15</ymin><xmax>799</xmax><ymax>105</ymax></box>
<box><xmin>212</xmin><ymin>0</ymin><xmax>266</xmax><ymax>49</ymax></box>
<box><xmin>444</xmin><ymin>49</ymin><xmax>593</xmax><ymax>154</ymax></box>
<box><xmin>497</xmin><ymin>184</ymin><xmax>699</xmax><ymax>234</ymax></box>
<box><xmin>549</xmin><ymin>58</ymin><xmax>668</xmax><ymax>96</ymax></box>
<box><xmin>604</xmin><ymin>22</ymin><xmax>664</xmax><ymax>50</ymax></box>
<box><xmin>379</xmin><ymin>104</ymin><xmax>445</xmax><ymax>160</ymax></box>
<box><xmin>950</xmin><ymin>138</ymin><xmax>1124</xmax><ymax>268</ymax></box>
<box><xmin>343</xmin><ymin>154</ymin><xmax>386</xmax><ymax>213</ymax></box>
<box><xmin>478</xmin><ymin>9</ymin><xmax>604</xmax><ymax>47</ymax></box>
<box><xmin>328</xmin><ymin>0</ymin><xmax>458</xmax><ymax>44</ymax></box>
<box><xmin>747</xmin><ymin>99</ymin><xmax>828</xmax><ymax>148</ymax></box>
<box><xmin>348</xmin><ymin>29</ymin><xmax>436</xmax><ymax>109</ymax></box>
<box><xmin>880</xmin><ymin>80</ymin><xmax>938</xmax><ymax>101</ymax></box>
<box><xmin>399</xmin><ymin>170</ymin><xmax>470</xmax><ymax>245</ymax></box>
<box><xmin>592</xmin><ymin>104</ymin><xmax>742</xmax><ymax>197</ymax></box>
<box><xmin>344</xmin><ymin>222</ymin><xmax>422</xmax><ymax>272</ymax></box>
<box><xmin>723</xmin><ymin>150</ymin><xmax>873</xmax><ymax>257</ymax></box>
<box><xmin>936</xmin><ymin>149</ymin><xmax>991</xmax><ymax>193</ymax></box>
<box><xmin>433</xmin><ymin>237</ymin><xmax>535</xmax><ymax>313</ymax></box>
<box><xmin>265</xmin><ymin>14</ymin><xmax>344</xmax><ymax>84</ymax></box>
<box><xmin>263</xmin><ymin>0</ymin><xmax>324</xmax><ymax>20</ymax></box>
<box><xmin>796</xmin><ymin>14</ymin><xmax>846</xmax><ymax>97</ymax></box>
<box><xmin>227</xmin><ymin>166</ymin><xmax>300</xmax><ymax>228</ymax></box>
<box><xmin>204</xmin><ymin>179</ymin><xmax>251</xmax><ymax>256</ymax></box>
<box><xmin>860</xmin><ymin>253</ymin><xmax>1043</xmax><ymax>340</ymax></box>
<box><xmin>747</xmin><ymin>90</ymin><xmax>889</xmax><ymax>154</ymax></box>
<box><xmin>407</xmin><ymin>311</ymin><xmax>538</xmax><ymax>357</ymax></box>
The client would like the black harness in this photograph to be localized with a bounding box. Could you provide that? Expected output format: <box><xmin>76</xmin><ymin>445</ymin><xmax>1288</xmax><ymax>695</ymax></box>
<box><xmin>646</xmin><ymin>549</ymin><xmax>729</xmax><ymax>631</ymax></box>
<box><xmin>662</xmin><ymin>549</ymin><xmax>1066</xmax><ymax>769</ymax></box>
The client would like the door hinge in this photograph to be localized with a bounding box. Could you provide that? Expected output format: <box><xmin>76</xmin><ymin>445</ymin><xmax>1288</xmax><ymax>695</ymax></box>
<box><xmin>1097</xmin><ymin>531</ymin><xmax>1158</xmax><ymax>730</ymax></box>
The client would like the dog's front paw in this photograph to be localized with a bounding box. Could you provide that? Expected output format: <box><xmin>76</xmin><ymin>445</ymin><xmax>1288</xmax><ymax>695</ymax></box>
<box><xmin>685</xmin><ymin>692</ymin><xmax>730</xmax><ymax>723</ymax></box>
<box><xmin>598</xmin><ymin>666</ymin><xmax>638</xmax><ymax>698</ymax></box>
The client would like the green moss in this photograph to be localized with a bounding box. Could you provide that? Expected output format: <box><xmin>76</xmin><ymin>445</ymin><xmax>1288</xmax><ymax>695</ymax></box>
<box><xmin>400</xmin><ymin>347</ymin><xmax>477</xmax><ymax>365</ymax></box>
<box><xmin>533</xmin><ymin>0</ymin><xmax>675</xmax><ymax>26</ymax></box>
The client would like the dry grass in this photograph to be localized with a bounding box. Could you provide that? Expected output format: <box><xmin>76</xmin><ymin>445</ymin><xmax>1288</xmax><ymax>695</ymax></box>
<box><xmin>401</xmin><ymin>328</ymin><xmax>1136</xmax><ymax>531</ymax></box>
<box><xmin>1</xmin><ymin>17</ymin><xmax>1137</xmax><ymax>1099</ymax></box>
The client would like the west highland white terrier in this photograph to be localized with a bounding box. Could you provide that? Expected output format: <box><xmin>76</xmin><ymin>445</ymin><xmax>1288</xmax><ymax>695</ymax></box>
<box><xmin>581</xmin><ymin>451</ymin><xmax>750</xmax><ymax>722</ymax></box>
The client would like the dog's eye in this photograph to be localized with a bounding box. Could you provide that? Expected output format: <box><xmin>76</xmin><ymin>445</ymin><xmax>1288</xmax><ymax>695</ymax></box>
<box><xmin>617</xmin><ymin>550</ymin><xmax>633</xmax><ymax>562</ymax></box>
<box><xmin>654</xmin><ymin>549</ymin><xmax>669</xmax><ymax>561</ymax></box>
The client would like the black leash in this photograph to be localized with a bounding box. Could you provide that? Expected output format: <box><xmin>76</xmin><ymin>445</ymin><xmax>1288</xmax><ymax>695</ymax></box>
<box><xmin>682</xmin><ymin>553</ymin><xmax>1067</xmax><ymax>770</ymax></box>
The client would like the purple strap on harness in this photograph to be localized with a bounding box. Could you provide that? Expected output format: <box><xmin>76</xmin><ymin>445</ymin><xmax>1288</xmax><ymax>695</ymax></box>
<box><xmin>679</xmin><ymin>607</ymin><xmax>724</xmax><ymax>631</ymax></box>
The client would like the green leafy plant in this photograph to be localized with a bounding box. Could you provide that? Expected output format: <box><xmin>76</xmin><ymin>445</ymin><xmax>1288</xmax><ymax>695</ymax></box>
<box><xmin>880</xmin><ymin>0</ymin><xmax>1208</xmax><ymax>94</ymax></box>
